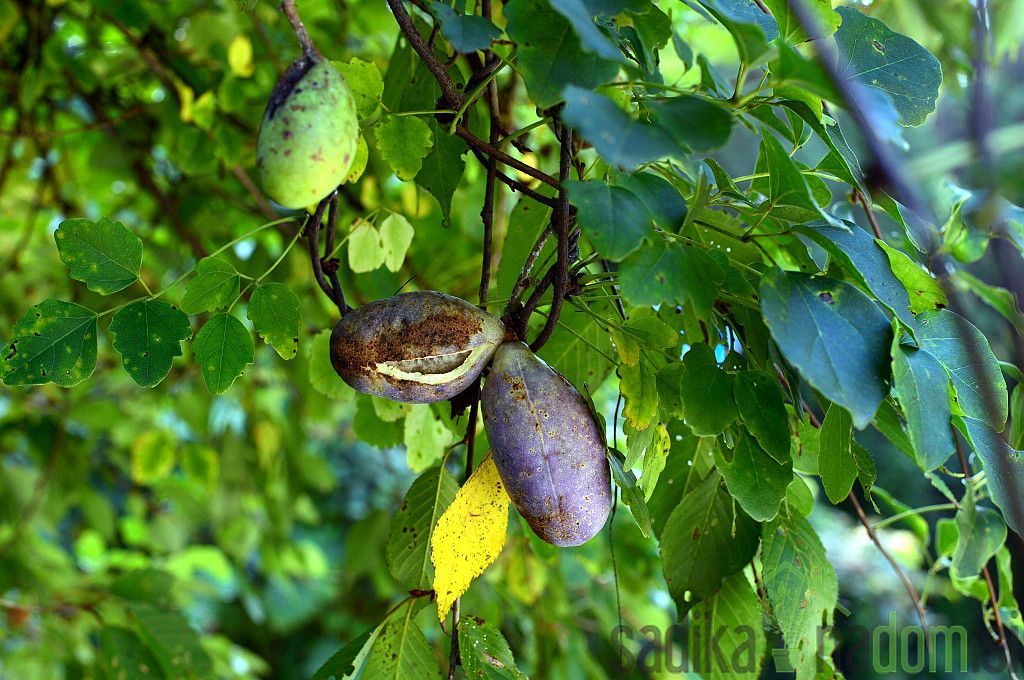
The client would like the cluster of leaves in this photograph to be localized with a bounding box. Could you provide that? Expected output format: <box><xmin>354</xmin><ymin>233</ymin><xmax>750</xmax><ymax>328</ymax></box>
<box><xmin>4</xmin><ymin>0</ymin><xmax>1024</xmax><ymax>678</ymax></box>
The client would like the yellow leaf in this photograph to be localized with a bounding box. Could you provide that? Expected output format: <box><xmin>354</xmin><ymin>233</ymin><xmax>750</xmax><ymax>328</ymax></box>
<box><xmin>431</xmin><ymin>453</ymin><xmax>510</xmax><ymax>622</ymax></box>
<box><xmin>177</xmin><ymin>81</ymin><xmax>195</xmax><ymax>123</ymax></box>
<box><xmin>228</xmin><ymin>34</ymin><xmax>255</xmax><ymax>78</ymax></box>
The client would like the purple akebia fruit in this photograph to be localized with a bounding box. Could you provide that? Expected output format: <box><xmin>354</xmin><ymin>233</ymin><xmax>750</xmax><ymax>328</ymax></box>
<box><xmin>329</xmin><ymin>291</ymin><xmax>505</xmax><ymax>404</ymax></box>
<box><xmin>482</xmin><ymin>340</ymin><xmax>611</xmax><ymax>546</ymax></box>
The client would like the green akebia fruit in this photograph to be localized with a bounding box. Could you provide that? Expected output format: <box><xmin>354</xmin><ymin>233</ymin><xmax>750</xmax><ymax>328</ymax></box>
<box><xmin>330</xmin><ymin>291</ymin><xmax>505</xmax><ymax>404</ymax></box>
<box><xmin>482</xmin><ymin>341</ymin><xmax>611</xmax><ymax>546</ymax></box>
<box><xmin>257</xmin><ymin>51</ymin><xmax>358</xmax><ymax>210</ymax></box>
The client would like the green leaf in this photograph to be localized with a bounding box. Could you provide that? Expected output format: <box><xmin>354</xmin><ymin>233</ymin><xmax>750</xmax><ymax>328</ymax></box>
<box><xmin>760</xmin><ymin>269</ymin><xmax>892</xmax><ymax>429</ymax></box>
<box><xmin>355</xmin><ymin>397</ymin><xmax>405</xmax><ymax>448</ymax></box>
<box><xmin>392</xmin><ymin>46</ymin><xmax>468</xmax><ymax>220</ymax></box>
<box><xmin>566</xmin><ymin>179</ymin><xmax>650</xmax><ymax>261</ymax></box>
<box><xmin>430</xmin><ymin>2</ymin><xmax>502</xmax><ymax>54</ymax></box>
<box><xmin>110</xmin><ymin>570</ymin><xmax>176</xmax><ymax>608</ymax></box>
<box><xmin>386</xmin><ymin>465</ymin><xmax>459</xmax><ymax>590</ymax></box>
<box><xmin>192</xmin><ymin>313</ymin><xmax>254</xmax><ymax>394</ymax></box>
<box><xmin>334</xmin><ymin>58</ymin><xmax>384</xmax><ymax>119</ymax></box>
<box><xmin>616</xmin><ymin>172</ymin><xmax>688</xmax><ymax>230</ymax></box>
<box><xmin>536</xmin><ymin>302</ymin><xmax>616</xmax><ymax>394</ymax></box>
<box><xmin>817</xmin><ymin>403</ymin><xmax>857</xmax><ymax>504</ymax></box>
<box><xmin>458</xmin><ymin>618</ymin><xmax>527</xmax><ymax>680</ymax></box>
<box><xmin>619</xmin><ymin>308</ymin><xmax>677</xmax><ymax>349</ymax></box>
<box><xmin>762</xmin><ymin>0</ymin><xmax>840</xmax><ymax>44</ymax></box>
<box><xmin>792</xmin><ymin>221</ymin><xmax>916</xmax><ymax>330</ymax></box>
<box><xmin>733</xmin><ymin>370</ymin><xmax>790</xmax><ymax>463</ymax></box>
<box><xmin>618</xmin><ymin>360</ymin><xmax>658</xmax><ymax>431</ymax></box>
<box><xmin>679</xmin><ymin>343</ymin><xmax>738</xmax><ymax>436</ymax></box>
<box><xmin>100</xmin><ymin>627</ymin><xmax>165</xmax><ymax>680</ymax></box>
<box><xmin>660</xmin><ymin>471</ymin><xmax>760</xmax><ymax>619</ymax></box>
<box><xmin>247</xmin><ymin>282</ymin><xmax>301</xmax><ymax>360</ymax></box>
<box><xmin>562</xmin><ymin>85</ymin><xmax>679</xmax><ymax>167</ymax></box>
<box><xmin>648</xmin><ymin>425</ymin><xmax>714</xmax><ymax>538</ymax></box>
<box><xmin>375</xmin><ymin>115</ymin><xmax>434</xmax><ymax>181</ymax></box>
<box><xmin>687</xmin><ymin>571</ymin><xmax>766</xmax><ymax>680</ymax></box>
<box><xmin>1</xmin><ymin>299</ymin><xmax>97</xmax><ymax>387</ymax></box>
<box><xmin>638</xmin><ymin>423</ymin><xmax>670</xmax><ymax>501</ymax></box>
<box><xmin>309</xmin><ymin>329</ymin><xmax>356</xmax><ymax>400</ymax></box>
<box><xmin>54</xmin><ymin>217</ymin><xmax>142</xmax><ymax>294</ymax></box>
<box><xmin>714</xmin><ymin>432</ymin><xmax>791</xmax><ymax>522</ymax></box>
<box><xmin>311</xmin><ymin>626</ymin><xmax>379</xmax><ymax>680</ymax></box>
<box><xmin>380</xmin><ymin>212</ymin><xmax>415</xmax><ymax>273</ymax></box>
<box><xmin>950</xmin><ymin>493</ymin><xmax>1006</xmax><ymax>580</ymax></box>
<box><xmin>892</xmin><ymin>344</ymin><xmax>955</xmax><ymax>470</ymax></box>
<box><xmin>654</xmin><ymin>361</ymin><xmax>685</xmax><ymax>420</ymax></box>
<box><xmin>404</xmin><ymin>404</ymin><xmax>456</xmax><ymax>471</ymax></box>
<box><xmin>876</xmin><ymin>240</ymin><xmax>947</xmax><ymax>313</ymax></box>
<box><xmin>648</xmin><ymin>95</ymin><xmax>735</xmax><ymax>152</ymax></box>
<box><xmin>180</xmin><ymin>257</ymin><xmax>240</xmax><ymax>315</ymax></box>
<box><xmin>783</xmin><ymin>99</ymin><xmax>867</xmax><ymax>194</ymax></box>
<box><xmin>757</xmin><ymin>130</ymin><xmax>828</xmax><ymax>221</ymax></box>
<box><xmin>504</xmin><ymin>0</ymin><xmax>619</xmax><ymax>108</ymax></box>
<box><xmin>110</xmin><ymin>301</ymin><xmax>193</xmax><ymax>387</ymax></box>
<box><xmin>618</xmin><ymin>237</ymin><xmax>724</xmax><ymax>318</ymax></box>
<box><xmin>697</xmin><ymin>0</ymin><xmax>777</xmax><ymax>66</ymax></box>
<box><xmin>129</xmin><ymin>601</ymin><xmax>213</xmax><ymax>679</ymax></box>
<box><xmin>348</xmin><ymin>223</ymin><xmax>385</xmax><ymax>273</ymax></box>
<box><xmin>760</xmin><ymin>511</ymin><xmax>838</xmax><ymax>680</ymax></box>
<box><xmin>608</xmin><ymin>448</ymin><xmax>653</xmax><ymax>538</ymax></box>
<box><xmin>834</xmin><ymin>6</ymin><xmax>942</xmax><ymax>127</ymax></box>
<box><xmin>550</xmin><ymin>0</ymin><xmax>627</xmax><ymax>62</ymax></box>
<box><xmin>363</xmin><ymin>607</ymin><xmax>441</xmax><ymax>679</ymax></box>
<box><xmin>960</xmin><ymin>417</ymin><xmax>1024</xmax><ymax>539</ymax></box>
<box><xmin>916</xmin><ymin>309</ymin><xmax>1008</xmax><ymax>430</ymax></box>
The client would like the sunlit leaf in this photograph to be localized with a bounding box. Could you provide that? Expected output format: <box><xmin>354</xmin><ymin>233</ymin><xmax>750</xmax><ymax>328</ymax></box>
<box><xmin>247</xmin><ymin>282</ymin><xmax>301</xmax><ymax>360</ymax></box>
<box><xmin>431</xmin><ymin>454</ymin><xmax>510</xmax><ymax>622</ymax></box>
<box><xmin>54</xmin><ymin>218</ymin><xmax>142</xmax><ymax>295</ymax></box>
<box><xmin>192</xmin><ymin>313</ymin><xmax>254</xmax><ymax>394</ymax></box>
<box><xmin>1</xmin><ymin>299</ymin><xmax>97</xmax><ymax>387</ymax></box>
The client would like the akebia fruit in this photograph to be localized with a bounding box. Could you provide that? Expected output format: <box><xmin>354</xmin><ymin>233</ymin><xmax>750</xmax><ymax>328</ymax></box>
<box><xmin>256</xmin><ymin>51</ymin><xmax>358</xmax><ymax>210</ymax></box>
<box><xmin>329</xmin><ymin>291</ymin><xmax>505</xmax><ymax>404</ymax></box>
<box><xmin>482</xmin><ymin>341</ymin><xmax>611</xmax><ymax>546</ymax></box>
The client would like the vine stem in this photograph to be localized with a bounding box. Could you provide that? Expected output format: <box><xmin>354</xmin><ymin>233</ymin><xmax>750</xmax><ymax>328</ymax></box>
<box><xmin>854</xmin><ymin>190</ymin><xmax>883</xmax><ymax>240</ymax></box>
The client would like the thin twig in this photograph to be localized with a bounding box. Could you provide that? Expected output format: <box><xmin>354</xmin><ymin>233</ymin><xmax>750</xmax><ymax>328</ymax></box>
<box><xmin>530</xmin><ymin>125</ymin><xmax>573</xmax><ymax>352</ymax></box>
<box><xmin>385</xmin><ymin>0</ymin><xmax>464</xmax><ymax>108</ymax></box>
<box><xmin>325</xmin><ymin>194</ymin><xmax>349</xmax><ymax>314</ymax></box>
<box><xmin>854</xmin><ymin>190</ymin><xmax>883</xmax><ymax>240</ymax></box>
<box><xmin>504</xmin><ymin>226</ymin><xmax>552</xmax><ymax>318</ymax></box>
<box><xmin>455</xmin><ymin>124</ymin><xmax>560</xmax><ymax>190</ymax></box>
<box><xmin>468</xmin><ymin>147</ymin><xmax>558</xmax><ymax>208</ymax></box>
<box><xmin>848</xmin><ymin>491</ymin><xmax>931</xmax><ymax>651</ymax></box>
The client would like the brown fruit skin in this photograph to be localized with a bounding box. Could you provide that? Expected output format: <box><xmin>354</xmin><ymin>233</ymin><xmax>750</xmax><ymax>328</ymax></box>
<box><xmin>329</xmin><ymin>291</ymin><xmax>505</xmax><ymax>404</ymax></box>
<box><xmin>482</xmin><ymin>341</ymin><xmax>611</xmax><ymax>546</ymax></box>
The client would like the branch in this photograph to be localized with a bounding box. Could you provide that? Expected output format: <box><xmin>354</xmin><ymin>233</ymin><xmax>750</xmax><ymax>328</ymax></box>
<box><xmin>455</xmin><ymin>124</ymin><xmax>560</xmax><ymax>190</ymax></box>
<box><xmin>468</xmin><ymin>147</ymin><xmax>558</xmax><ymax>208</ymax></box>
<box><xmin>848</xmin><ymin>491</ymin><xmax>931</xmax><ymax>651</ymax></box>
<box><xmin>385</xmin><ymin>0</ymin><xmax>464</xmax><ymax>109</ymax></box>
<box><xmin>530</xmin><ymin>125</ymin><xmax>573</xmax><ymax>352</ymax></box>
<box><xmin>306</xmin><ymin>195</ymin><xmax>348</xmax><ymax>315</ymax></box>
<box><xmin>504</xmin><ymin>225</ymin><xmax>552</xmax><ymax>319</ymax></box>
<box><xmin>854</xmin><ymin>190</ymin><xmax>883</xmax><ymax>240</ymax></box>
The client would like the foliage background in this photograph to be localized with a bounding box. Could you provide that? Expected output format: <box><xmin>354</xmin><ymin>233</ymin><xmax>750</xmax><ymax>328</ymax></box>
<box><xmin>2</xmin><ymin>0</ymin><xmax>1024</xmax><ymax>678</ymax></box>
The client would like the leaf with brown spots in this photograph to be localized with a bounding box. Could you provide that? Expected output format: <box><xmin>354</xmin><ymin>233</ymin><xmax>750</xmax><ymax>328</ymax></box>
<box><xmin>431</xmin><ymin>453</ymin><xmax>510</xmax><ymax>623</ymax></box>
